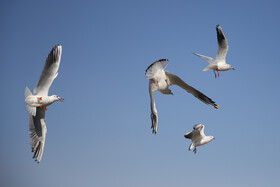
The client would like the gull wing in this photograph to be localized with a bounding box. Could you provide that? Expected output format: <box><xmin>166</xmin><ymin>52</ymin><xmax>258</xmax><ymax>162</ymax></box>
<box><xmin>29</xmin><ymin>107</ymin><xmax>47</xmax><ymax>163</ymax></box>
<box><xmin>216</xmin><ymin>25</ymin><xmax>228</xmax><ymax>62</ymax></box>
<box><xmin>184</xmin><ymin>129</ymin><xmax>201</xmax><ymax>139</ymax></box>
<box><xmin>148</xmin><ymin>79</ymin><xmax>159</xmax><ymax>134</ymax></box>
<box><xmin>192</xmin><ymin>53</ymin><xmax>215</xmax><ymax>64</ymax></box>
<box><xmin>184</xmin><ymin>130</ymin><xmax>194</xmax><ymax>139</ymax></box>
<box><xmin>145</xmin><ymin>59</ymin><xmax>168</xmax><ymax>79</ymax></box>
<box><xmin>165</xmin><ymin>71</ymin><xmax>219</xmax><ymax>109</ymax></box>
<box><xmin>33</xmin><ymin>45</ymin><xmax>62</xmax><ymax>96</ymax></box>
<box><xmin>193</xmin><ymin>124</ymin><xmax>205</xmax><ymax>137</ymax></box>
<box><xmin>193</xmin><ymin>124</ymin><xmax>203</xmax><ymax>130</ymax></box>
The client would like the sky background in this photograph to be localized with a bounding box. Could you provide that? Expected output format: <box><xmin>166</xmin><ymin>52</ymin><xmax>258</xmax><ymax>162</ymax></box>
<box><xmin>1</xmin><ymin>0</ymin><xmax>280</xmax><ymax>186</ymax></box>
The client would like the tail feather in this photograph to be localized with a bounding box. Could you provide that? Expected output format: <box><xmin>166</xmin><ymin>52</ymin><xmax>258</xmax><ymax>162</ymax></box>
<box><xmin>25</xmin><ymin>86</ymin><xmax>32</xmax><ymax>99</ymax></box>
<box><xmin>203</xmin><ymin>64</ymin><xmax>217</xmax><ymax>71</ymax></box>
<box><xmin>25</xmin><ymin>87</ymin><xmax>37</xmax><ymax>116</ymax></box>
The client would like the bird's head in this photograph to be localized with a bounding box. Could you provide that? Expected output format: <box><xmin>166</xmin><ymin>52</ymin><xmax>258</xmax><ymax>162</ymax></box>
<box><xmin>52</xmin><ymin>95</ymin><xmax>64</xmax><ymax>102</ymax></box>
<box><xmin>168</xmin><ymin>89</ymin><xmax>173</xmax><ymax>95</ymax></box>
<box><xmin>228</xmin><ymin>64</ymin><xmax>235</xmax><ymax>70</ymax></box>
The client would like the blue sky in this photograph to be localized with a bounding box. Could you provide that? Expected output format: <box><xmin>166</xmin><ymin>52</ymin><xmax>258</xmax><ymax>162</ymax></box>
<box><xmin>1</xmin><ymin>0</ymin><xmax>280</xmax><ymax>186</ymax></box>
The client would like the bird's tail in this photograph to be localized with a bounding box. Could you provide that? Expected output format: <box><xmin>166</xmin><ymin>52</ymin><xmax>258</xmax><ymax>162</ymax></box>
<box><xmin>203</xmin><ymin>64</ymin><xmax>217</xmax><ymax>71</ymax></box>
<box><xmin>25</xmin><ymin>87</ymin><xmax>36</xmax><ymax>116</ymax></box>
<box><xmin>25</xmin><ymin>86</ymin><xmax>32</xmax><ymax>99</ymax></box>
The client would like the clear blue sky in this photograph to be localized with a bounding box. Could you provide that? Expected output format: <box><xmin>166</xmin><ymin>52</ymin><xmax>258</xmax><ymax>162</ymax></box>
<box><xmin>1</xmin><ymin>0</ymin><xmax>280</xmax><ymax>186</ymax></box>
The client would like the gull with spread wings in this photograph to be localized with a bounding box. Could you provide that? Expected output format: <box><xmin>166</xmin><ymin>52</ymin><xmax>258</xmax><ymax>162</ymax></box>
<box><xmin>24</xmin><ymin>44</ymin><xmax>64</xmax><ymax>163</ymax></box>
<box><xmin>193</xmin><ymin>25</ymin><xmax>234</xmax><ymax>78</ymax></box>
<box><xmin>145</xmin><ymin>59</ymin><xmax>219</xmax><ymax>134</ymax></box>
<box><xmin>184</xmin><ymin>124</ymin><xmax>215</xmax><ymax>154</ymax></box>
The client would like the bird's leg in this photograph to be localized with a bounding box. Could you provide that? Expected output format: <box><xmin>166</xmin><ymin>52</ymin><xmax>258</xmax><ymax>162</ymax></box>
<box><xmin>193</xmin><ymin>147</ymin><xmax>197</xmax><ymax>154</ymax></box>
<box><xmin>218</xmin><ymin>71</ymin><xmax>220</xmax><ymax>77</ymax></box>
<box><xmin>213</xmin><ymin>70</ymin><xmax>217</xmax><ymax>78</ymax></box>
<box><xmin>165</xmin><ymin>78</ymin><xmax>173</xmax><ymax>85</ymax></box>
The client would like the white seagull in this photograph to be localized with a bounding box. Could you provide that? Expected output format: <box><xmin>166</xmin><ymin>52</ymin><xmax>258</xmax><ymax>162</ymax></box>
<box><xmin>145</xmin><ymin>59</ymin><xmax>219</xmax><ymax>134</ymax></box>
<box><xmin>184</xmin><ymin>124</ymin><xmax>214</xmax><ymax>154</ymax></box>
<box><xmin>193</xmin><ymin>25</ymin><xmax>234</xmax><ymax>78</ymax></box>
<box><xmin>24</xmin><ymin>44</ymin><xmax>63</xmax><ymax>163</ymax></box>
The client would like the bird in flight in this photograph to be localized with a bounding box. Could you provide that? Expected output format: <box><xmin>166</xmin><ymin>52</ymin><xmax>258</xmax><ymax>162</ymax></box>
<box><xmin>184</xmin><ymin>124</ymin><xmax>215</xmax><ymax>154</ymax></box>
<box><xmin>193</xmin><ymin>25</ymin><xmax>234</xmax><ymax>78</ymax></box>
<box><xmin>25</xmin><ymin>44</ymin><xmax>63</xmax><ymax>163</ymax></box>
<box><xmin>145</xmin><ymin>59</ymin><xmax>219</xmax><ymax>134</ymax></box>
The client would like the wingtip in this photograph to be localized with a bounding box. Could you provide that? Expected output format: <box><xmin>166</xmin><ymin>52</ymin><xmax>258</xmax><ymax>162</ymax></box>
<box><xmin>216</xmin><ymin>24</ymin><xmax>220</xmax><ymax>28</ymax></box>
<box><xmin>52</xmin><ymin>44</ymin><xmax>62</xmax><ymax>53</ymax></box>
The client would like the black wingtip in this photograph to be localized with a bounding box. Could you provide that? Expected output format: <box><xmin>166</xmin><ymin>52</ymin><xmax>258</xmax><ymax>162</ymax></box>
<box><xmin>158</xmin><ymin>59</ymin><xmax>168</xmax><ymax>62</ymax></box>
<box><xmin>145</xmin><ymin>59</ymin><xmax>169</xmax><ymax>74</ymax></box>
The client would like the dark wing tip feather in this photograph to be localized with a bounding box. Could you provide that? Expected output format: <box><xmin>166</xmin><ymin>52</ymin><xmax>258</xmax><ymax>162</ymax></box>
<box><xmin>150</xmin><ymin>112</ymin><xmax>158</xmax><ymax>134</ymax></box>
<box><xmin>216</xmin><ymin>25</ymin><xmax>226</xmax><ymax>45</ymax></box>
<box><xmin>197</xmin><ymin>92</ymin><xmax>219</xmax><ymax>109</ymax></box>
<box><xmin>45</xmin><ymin>44</ymin><xmax>62</xmax><ymax>65</ymax></box>
<box><xmin>184</xmin><ymin>133</ymin><xmax>192</xmax><ymax>139</ymax></box>
<box><xmin>145</xmin><ymin>59</ymin><xmax>168</xmax><ymax>74</ymax></box>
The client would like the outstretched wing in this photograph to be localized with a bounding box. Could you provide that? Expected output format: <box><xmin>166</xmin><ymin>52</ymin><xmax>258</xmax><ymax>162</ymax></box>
<box><xmin>165</xmin><ymin>71</ymin><xmax>219</xmax><ymax>109</ymax></box>
<box><xmin>145</xmin><ymin>59</ymin><xmax>168</xmax><ymax>79</ymax></box>
<box><xmin>193</xmin><ymin>124</ymin><xmax>205</xmax><ymax>137</ymax></box>
<box><xmin>192</xmin><ymin>53</ymin><xmax>215</xmax><ymax>64</ymax></box>
<box><xmin>216</xmin><ymin>25</ymin><xmax>228</xmax><ymax>62</ymax></box>
<box><xmin>193</xmin><ymin>124</ymin><xmax>203</xmax><ymax>130</ymax></box>
<box><xmin>148</xmin><ymin>79</ymin><xmax>159</xmax><ymax>134</ymax></box>
<box><xmin>184</xmin><ymin>129</ymin><xmax>201</xmax><ymax>139</ymax></box>
<box><xmin>29</xmin><ymin>107</ymin><xmax>47</xmax><ymax>163</ymax></box>
<box><xmin>33</xmin><ymin>44</ymin><xmax>62</xmax><ymax>96</ymax></box>
<box><xmin>184</xmin><ymin>130</ymin><xmax>194</xmax><ymax>139</ymax></box>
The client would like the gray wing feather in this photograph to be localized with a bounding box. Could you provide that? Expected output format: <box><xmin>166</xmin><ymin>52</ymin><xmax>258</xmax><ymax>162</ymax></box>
<box><xmin>193</xmin><ymin>124</ymin><xmax>203</xmax><ymax>130</ymax></box>
<box><xmin>184</xmin><ymin>130</ymin><xmax>193</xmax><ymax>139</ymax></box>
<box><xmin>33</xmin><ymin>45</ymin><xmax>62</xmax><ymax>95</ymax></box>
<box><xmin>29</xmin><ymin>107</ymin><xmax>47</xmax><ymax>163</ymax></box>
<box><xmin>165</xmin><ymin>71</ymin><xmax>219</xmax><ymax>109</ymax></box>
<box><xmin>149</xmin><ymin>79</ymin><xmax>159</xmax><ymax>134</ymax></box>
<box><xmin>184</xmin><ymin>129</ymin><xmax>201</xmax><ymax>139</ymax></box>
<box><xmin>192</xmin><ymin>53</ymin><xmax>215</xmax><ymax>64</ymax></box>
<box><xmin>193</xmin><ymin>124</ymin><xmax>205</xmax><ymax>136</ymax></box>
<box><xmin>216</xmin><ymin>25</ymin><xmax>228</xmax><ymax>61</ymax></box>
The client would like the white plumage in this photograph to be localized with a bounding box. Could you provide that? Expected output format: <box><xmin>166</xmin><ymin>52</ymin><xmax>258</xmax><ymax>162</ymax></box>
<box><xmin>24</xmin><ymin>44</ymin><xmax>63</xmax><ymax>163</ymax></box>
<box><xmin>193</xmin><ymin>25</ymin><xmax>235</xmax><ymax>78</ymax></box>
<box><xmin>145</xmin><ymin>59</ymin><xmax>219</xmax><ymax>134</ymax></box>
<box><xmin>184</xmin><ymin>124</ymin><xmax>215</xmax><ymax>154</ymax></box>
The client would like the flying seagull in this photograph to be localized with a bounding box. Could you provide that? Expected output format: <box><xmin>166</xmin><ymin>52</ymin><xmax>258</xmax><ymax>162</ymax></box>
<box><xmin>184</xmin><ymin>124</ymin><xmax>214</xmax><ymax>154</ymax></box>
<box><xmin>145</xmin><ymin>59</ymin><xmax>219</xmax><ymax>134</ymax></box>
<box><xmin>193</xmin><ymin>25</ymin><xmax>234</xmax><ymax>78</ymax></box>
<box><xmin>24</xmin><ymin>44</ymin><xmax>64</xmax><ymax>163</ymax></box>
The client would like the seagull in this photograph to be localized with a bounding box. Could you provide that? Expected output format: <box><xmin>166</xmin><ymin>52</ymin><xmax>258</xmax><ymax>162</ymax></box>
<box><xmin>193</xmin><ymin>25</ymin><xmax>234</xmax><ymax>78</ymax></box>
<box><xmin>184</xmin><ymin>124</ymin><xmax>214</xmax><ymax>154</ymax></box>
<box><xmin>24</xmin><ymin>44</ymin><xmax>63</xmax><ymax>163</ymax></box>
<box><xmin>145</xmin><ymin>59</ymin><xmax>219</xmax><ymax>134</ymax></box>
